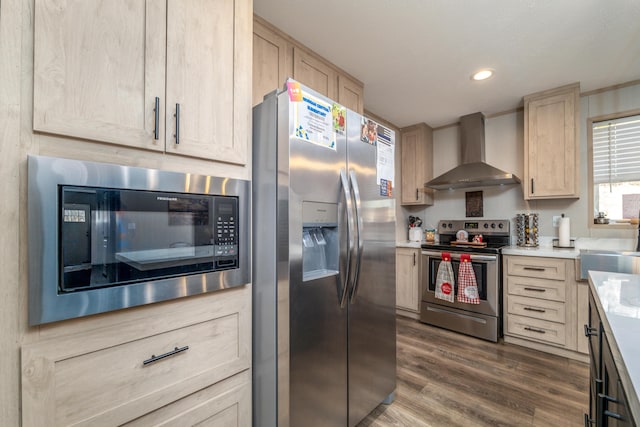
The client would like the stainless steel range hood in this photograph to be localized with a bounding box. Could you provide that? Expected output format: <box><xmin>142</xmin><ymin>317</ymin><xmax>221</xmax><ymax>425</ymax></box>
<box><xmin>425</xmin><ymin>112</ymin><xmax>521</xmax><ymax>190</ymax></box>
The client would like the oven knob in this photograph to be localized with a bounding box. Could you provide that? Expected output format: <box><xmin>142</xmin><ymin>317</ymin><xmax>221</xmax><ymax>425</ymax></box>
<box><xmin>498</xmin><ymin>223</ymin><xmax>504</xmax><ymax>229</ymax></box>
<box><xmin>491</xmin><ymin>223</ymin><xmax>496</xmax><ymax>228</ymax></box>
<box><xmin>448</xmin><ymin>223</ymin><xmax>453</xmax><ymax>229</ymax></box>
<box><xmin>441</xmin><ymin>223</ymin><xmax>447</xmax><ymax>229</ymax></box>
<box><xmin>483</xmin><ymin>223</ymin><xmax>489</xmax><ymax>229</ymax></box>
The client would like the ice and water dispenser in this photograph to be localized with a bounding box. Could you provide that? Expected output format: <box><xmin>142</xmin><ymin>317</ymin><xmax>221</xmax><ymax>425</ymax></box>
<box><xmin>302</xmin><ymin>201</ymin><xmax>339</xmax><ymax>282</ymax></box>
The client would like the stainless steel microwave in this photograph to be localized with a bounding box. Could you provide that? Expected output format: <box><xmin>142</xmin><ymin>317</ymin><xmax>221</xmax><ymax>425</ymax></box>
<box><xmin>28</xmin><ymin>155</ymin><xmax>250</xmax><ymax>325</ymax></box>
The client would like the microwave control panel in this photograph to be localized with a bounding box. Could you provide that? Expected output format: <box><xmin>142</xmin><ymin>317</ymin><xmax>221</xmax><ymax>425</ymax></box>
<box><xmin>214</xmin><ymin>197</ymin><xmax>239</xmax><ymax>268</ymax></box>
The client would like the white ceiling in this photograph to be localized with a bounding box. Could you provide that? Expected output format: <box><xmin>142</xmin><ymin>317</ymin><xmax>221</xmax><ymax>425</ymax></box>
<box><xmin>254</xmin><ymin>0</ymin><xmax>640</xmax><ymax>128</ymax></box>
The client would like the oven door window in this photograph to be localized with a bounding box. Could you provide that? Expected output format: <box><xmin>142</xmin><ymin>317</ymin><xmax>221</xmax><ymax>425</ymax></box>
<box><xmin>60</xmin><ymin>186</ymin><xmax>237</xmax><ymax>292</ymax></box>
<box><xmin>428</xmin><ymin>257</ymin><xmax>488</xmax><ymax>300</ymax></box>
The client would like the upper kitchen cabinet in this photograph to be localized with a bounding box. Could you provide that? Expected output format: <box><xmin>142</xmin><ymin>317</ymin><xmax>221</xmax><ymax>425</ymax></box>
<box><xmin>252</xmin><ymin>16</ymin><xmax>364</xmax><ymax>113</ymax></box>
<box><xmin>338</xmin><ymin>75</ymin><xmax>364</xmax><ymax>114</ymax></box>
<box><xmin>401</xmin><ymin>123</ymin><xmax>433</xmax><ymax>205</ymax></box>
<box><xmin>33</xmin><ymin>0</ymin><xmax>251</xmax><ymax>166</ymax></box>
<box><xmin>293</xmin><ymin>47</ymin><xmax>338</xmax><ymax>101</ymax></box>
<box><xmin>523</xmin><ymin>83</ymin><xmax>580</xmax><ymax>199</ymax></box>
<box><xmin>252</xmin><ymin>17</ymin><xmax>292</xmax><ymax>107</ymax></box>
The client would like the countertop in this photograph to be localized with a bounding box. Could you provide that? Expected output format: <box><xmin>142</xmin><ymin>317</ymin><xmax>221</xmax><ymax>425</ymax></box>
<box><xmin>589</xmin><ymin>270</ymin><xmax>640</xmax><ymax>423</ymax></box>
<box><xmin>396</xmin><ymin>241</ymin><xmax>424</xmax><ymax>249</ymax></box>
<box><xmin>502</xmin><ymin>237</ymin><xmax>636</xmax><ymax>259</ymax></box>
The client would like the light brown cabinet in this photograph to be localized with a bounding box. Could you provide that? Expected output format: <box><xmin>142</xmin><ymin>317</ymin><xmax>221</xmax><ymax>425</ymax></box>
<box><xmin>523</xmin><ymin>83</ymin><xmax>580</xmax><ymax>199</ymax></box>
<box><xmin>21</xmin><ymin>286</ymin><xmax>251</xmax><ymax>427</ymax></box>
<box><xmin>400</xmin><ymin>123</ymin><xmax>433</xmax><ymax>205</ymax></box>
<box><xmin>503</xmin><ymin>255</ymin><xmax>588</xmax><ymax>361</ymax></box>
<box><xmin>253</xmin><ymin>17</ymin><xmax>292</xmax><ymax>107</ymax></box>
<box><xmin>396</xmin><ymin>247</ymin><xmax>421</xmax><ymax>313</ymax></box>
<box><xmin>34</xmin><ymin>0</ymin><xmax>250</xmax><ymax>165</ymax></box>
<box><xmin>252</xmin><ymin>16</ymin><xmax>364</xmax><ymax>113</ymax></box>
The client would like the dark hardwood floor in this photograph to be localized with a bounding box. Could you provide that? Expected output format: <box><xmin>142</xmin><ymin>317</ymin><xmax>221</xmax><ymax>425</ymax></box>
<box><xmin>359</xmin><ymin>315</ymin><xmax>589</xmax><ymax>427</ymax></box>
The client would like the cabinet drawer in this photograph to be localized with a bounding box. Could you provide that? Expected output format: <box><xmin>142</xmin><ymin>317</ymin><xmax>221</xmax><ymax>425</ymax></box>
<box><xmin>22</xmin><ymin>287</ymin><xmax>250</xmax><ymax>427</ymax></box>
<box><xmin>506</xmin><ymin>314</ymin><xmax>567</xmax><ymax>347</ymax></box>
<box><xmin>124</xmin><ymin>370</ymin><xmax>251</xmax><ymax>427</ymax></box>
<box><xmin>508</xmin><ymin>295</ymin><xmax>565</xmax><ymax>323</ymax></box>
<box><xmin>507</xmin><ymin>256</ymin><xmax>566</xmax><ymax>280</ymax></box>
<box><xmin>507</xmin><ymin>275</ymin><xmax>566</xmax><ymax>302</ymax></box>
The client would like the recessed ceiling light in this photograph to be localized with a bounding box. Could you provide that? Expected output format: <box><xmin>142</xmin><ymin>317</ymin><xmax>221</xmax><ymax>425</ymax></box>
<box><xmin>471</xmin><ymin>69</ymin><xmax>494</xmax><ymax>81</ymax></box>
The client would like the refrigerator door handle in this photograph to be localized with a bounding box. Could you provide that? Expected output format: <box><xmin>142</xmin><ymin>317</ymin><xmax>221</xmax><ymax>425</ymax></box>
<box><xmin>340</xmin><ymin>169</ymin><xmax>354</xmax><ymax>308</ymax></box>
<box><xmin>349</xmin><ymin>170</ymin><xmax>364</xmax><ymax>303</ymax></box>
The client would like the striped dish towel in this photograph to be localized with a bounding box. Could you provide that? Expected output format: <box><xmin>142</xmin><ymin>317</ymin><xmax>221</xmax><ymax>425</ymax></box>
<box><xmin>456</xmin><ymin>254</ymin><xmax>480</xmax><ymax>304</ymax></box>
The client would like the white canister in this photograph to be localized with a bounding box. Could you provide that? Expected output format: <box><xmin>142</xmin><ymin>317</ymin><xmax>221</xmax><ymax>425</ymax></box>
<box><xmin>409</xmin><ymin>227</ymin><xmax>423</xmax><ymax>242</ymax></box>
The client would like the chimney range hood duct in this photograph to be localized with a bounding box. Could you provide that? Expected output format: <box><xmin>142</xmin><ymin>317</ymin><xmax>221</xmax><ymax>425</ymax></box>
<box><xmin>425</xmin><ymin>112</ymin><xmax>521</xmax><ymax>190</ymax></box>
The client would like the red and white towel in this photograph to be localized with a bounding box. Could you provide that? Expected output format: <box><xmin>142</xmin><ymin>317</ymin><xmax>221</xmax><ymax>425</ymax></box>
<box><xmin>457</xmin><ymin>254</ymin><xmax>480</xmax><ymax>304</ymax></box>
<box><xmin>435</xmin><ymin>252</ymin><xmax>455</xmax><ymax>302</ymax></box>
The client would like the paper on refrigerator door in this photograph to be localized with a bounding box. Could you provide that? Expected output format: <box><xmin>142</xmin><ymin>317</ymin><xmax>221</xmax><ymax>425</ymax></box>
<box><xmin>376</xmin><ymin>123</ymin><xmax>395</xmax><ymax>190</ymax></box>
<box><xmin>289</xmin><ymin>83</ymin><xmax>337</xmax><ymax>150</ymax></box>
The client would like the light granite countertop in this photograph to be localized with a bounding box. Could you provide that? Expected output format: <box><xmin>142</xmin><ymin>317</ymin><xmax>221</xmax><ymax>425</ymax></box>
<box><xmin>396</xmin><ymin>241</ymin><xmax>424</xmax><ymax>249</ymax></box>
<box><xmin>589</xmin><ymin>270</ymin><xmax>640</xmax><ymax>424</ymax></box>
<box><xmin>502</xmin><ymin>237</ymin><xmax>636</xmax><ymax>259</ymax></box>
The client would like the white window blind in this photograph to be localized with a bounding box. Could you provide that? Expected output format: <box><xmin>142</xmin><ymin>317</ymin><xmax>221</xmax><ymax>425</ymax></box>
<box><xmin>592</xmin><ymin>114</ymin><xmax>640</xmax><ymax>185</ymax></box>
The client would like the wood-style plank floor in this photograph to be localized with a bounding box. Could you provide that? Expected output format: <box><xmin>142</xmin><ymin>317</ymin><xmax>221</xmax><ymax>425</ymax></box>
<box><xmin>359</xmin><ymin>315</ymin><xmax>589</xmax><ymax>427</ymax></box>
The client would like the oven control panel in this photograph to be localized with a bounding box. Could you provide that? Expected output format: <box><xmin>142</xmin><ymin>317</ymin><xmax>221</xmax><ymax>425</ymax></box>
<box><xmin>439</xmin><ymin>219</ymin><xmax>510</xmax><ymax>235</ymax></box>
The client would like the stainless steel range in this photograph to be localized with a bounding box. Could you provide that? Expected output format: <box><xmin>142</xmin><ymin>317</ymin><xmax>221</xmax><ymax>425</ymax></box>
<box><xmin>420</xmin><ymin>219</ymin><xmax>510</xmax><ymax>342</ymax></box>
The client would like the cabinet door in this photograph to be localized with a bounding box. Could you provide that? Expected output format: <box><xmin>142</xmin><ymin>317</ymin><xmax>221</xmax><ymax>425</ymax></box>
<box><xmin>166</xmin><ymin>0</ymin><xmax>250</xmax><ymax>165</ymax></box>
<box><xmin>396</xmin><ymin>248</ymin><xmax>420</xmax><ymax>311</ymax></box>
<box><xmin>601</xmin><ymin>334</ymin><xmax>633</xmax><ymax>426</ymax></box>
<box><xmin>524</xmin><ymin>84</ymin><xmax>580</xmax><ymax>199</ymax></box>
<box><xmin>293</xmin><ymin>47</ymin><xmax>337</xmax><ymax>100</ymax></box>
<box><xmin>253</xmin><ymin>19</ymin><xmax>291</xmax><ymax>107</ymax></box>
<box><xmin>338</xmin><ymin>75</ymin><xmax>364</xmax><ymax>114</ymax></box>
<box><xmin>577</xmin><ymin>282</ymin><xmax>590</xmax><ymax>354</ymax></box>
<box><xmin>401</xmin><ymin>124</ymin><xmax>433</xmax><ymax>205</ymax></box>
<box><xmin>124</xmin><ymin>370</ymin><xmax>251</xmax><ymax>427</ymax></box>
<box><xmin>33</xmin><ymin>0</ymin><xmax>166</xmax><ymax>151</ymax></box>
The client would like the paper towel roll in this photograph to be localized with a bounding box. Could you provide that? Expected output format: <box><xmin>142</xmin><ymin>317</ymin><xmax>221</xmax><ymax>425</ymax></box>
<box><xmin>559</xmin><ymin>216</ymin><xmax>571</xmax><ymax>247</ymax></box>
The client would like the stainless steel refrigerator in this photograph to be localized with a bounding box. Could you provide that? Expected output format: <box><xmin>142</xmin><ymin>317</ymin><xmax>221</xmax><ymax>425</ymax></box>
<box><xmin>252</xmin><ymin>80</ymin><xmax>397</xmax><ymax>427</ymax></box>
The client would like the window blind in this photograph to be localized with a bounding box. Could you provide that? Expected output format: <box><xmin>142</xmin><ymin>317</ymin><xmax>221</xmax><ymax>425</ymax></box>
<box><xmin>592</xmin><ymin>114</ymin><xmax>640</xmax><ymax>185</ymax></box>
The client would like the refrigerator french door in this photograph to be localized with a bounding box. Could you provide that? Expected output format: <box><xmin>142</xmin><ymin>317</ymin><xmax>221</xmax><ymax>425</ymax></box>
<box><xmin>253</xmin><ymin>81</ymin><xmax>396</xmax><ymax>427</ymax></box>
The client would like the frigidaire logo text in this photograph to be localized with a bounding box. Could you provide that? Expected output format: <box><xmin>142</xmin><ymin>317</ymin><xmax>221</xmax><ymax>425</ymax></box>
<box><xmin>157</xmin><ymin>196</ymin><xmax>178</xmax><ymax>201</ymax></box>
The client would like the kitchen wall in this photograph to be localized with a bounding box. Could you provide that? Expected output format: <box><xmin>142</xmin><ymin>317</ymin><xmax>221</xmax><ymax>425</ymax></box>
<box><xmin>398</xmin><ymin>81</ymin><xmax>640</xmax><ymax>243</ymax></box>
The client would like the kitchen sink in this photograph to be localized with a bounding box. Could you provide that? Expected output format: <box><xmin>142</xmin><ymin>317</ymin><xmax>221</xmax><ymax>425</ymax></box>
<box><xmin>579</xmin><ymin>249</ymin><xmax>640</xmax><ymax>280</ymax></box>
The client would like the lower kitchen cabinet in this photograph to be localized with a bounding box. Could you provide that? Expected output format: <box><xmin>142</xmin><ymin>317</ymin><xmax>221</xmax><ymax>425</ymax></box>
<box><xmin>124</xmin><ymin>370</ymin><xmax>251</xmax><ymax>426</ymax></box>
<box><xmin>586</xmin><ymin>292</ymin><xmax>636</xmax><ymax>426</ymax></box>
<box><xmin>21</xmin><ymin>286</ymin><xmax>251</xmax><ymax>427</ymax></box>
<box><xmin>396</xmin><ymin>247</ymin><xmax>421</xmax><ymax>315</ymax></box>
<box><xmin>503</xmin><ymin>255</ymin><xmax>587</xmax><ymax>361</ymax></box>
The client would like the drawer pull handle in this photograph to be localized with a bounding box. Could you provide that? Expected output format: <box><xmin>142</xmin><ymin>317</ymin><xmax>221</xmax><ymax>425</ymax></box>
<box><xmin>598</xmin><ymin>393</ymin><xmax>623</xmax><ymax>421</ymax></box>
<box><xmin>584</xmin><ymin>324</ymin><xmax>598</xmax><ymax>337</ymax></box>
<box><xmin>524</xmin><ymin>307</ymin><xmax>546</xmax><ymax>313</ymax></box>
<box><xmin>143</xmin><ymin>345</ymin><xmax>189</xmax><ymax>366</ymax></box>
<box><xmin>523</xmin><ymin>267</ymin><xmax>545</xmax><ymax>271</ymax></box>
<box><xmin>524</xmin><ymin>326</ymin><xmax>546</xmax><ymax>334</ymax></box>
<box><xmin>523</xmin><ymin>287</ymin><xmax>546</xmax><ymax>292</ymax></box>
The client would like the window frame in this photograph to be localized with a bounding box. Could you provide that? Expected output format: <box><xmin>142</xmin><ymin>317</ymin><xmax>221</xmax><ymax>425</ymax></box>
<box><xmin>587</xmin><ymin>108</ymin><xmax>640</xmax><ymax>229</ymax></box>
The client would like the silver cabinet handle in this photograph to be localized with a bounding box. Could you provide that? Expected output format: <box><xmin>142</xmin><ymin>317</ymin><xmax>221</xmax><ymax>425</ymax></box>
<box><xmin>349</xmin><ymin>170</ymin><xmax>363</xmax><ymax>304</ymax></box>
<box><xmin>524</xmin><ymin>326</ymin><xmax>546</xmax><ymax>334</ymax></box>
<box><xmin>143</xmin><ymin>345</ymin><xmax>189</xmax><ymax>366</ymax></box>
<box><xmin>524</xmin><ymin>287</ymin><xmax>546</xmax><ymax>292</ymax></box>
<box><xmin>523</xmin><ymin>267</ymin><xmax>545</xmax><ymax>271</ymax></box>
<box><xmin>340</xmin><ymin>170</ymin><xmax>354</xmax><ymax>308</ymax></box>
<box><xmin>524</xmin><ymin>307</ymin><xmax>546</xmax><ymax>313</ymax></box>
